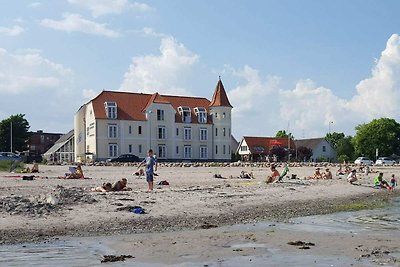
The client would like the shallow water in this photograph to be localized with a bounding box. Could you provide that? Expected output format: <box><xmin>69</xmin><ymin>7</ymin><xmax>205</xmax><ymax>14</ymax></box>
<box><xmin>1</xmin><ymin>198</ymin><xmax>399</xmax><ymax>267</ymax></box>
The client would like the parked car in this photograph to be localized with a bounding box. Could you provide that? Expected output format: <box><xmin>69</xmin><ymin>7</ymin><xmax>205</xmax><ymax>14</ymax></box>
<box><xmin>108</xmin><ymin>154</ymin><xmax>141</xmax><ymax>162</ymax></box>
<box><xmin>354</xmin><ymin>157</ymin><xmax>374</xmax><ymax>165</ymax></box>
<box><xmin>0</xmin><ymin>152</ymin><xmax>22</xmax><ymax>161</ymax></box>
<box><xmin>375</xmin><ymin>157</ymin><xmax>396</xmax><ymax>165</ymax></box>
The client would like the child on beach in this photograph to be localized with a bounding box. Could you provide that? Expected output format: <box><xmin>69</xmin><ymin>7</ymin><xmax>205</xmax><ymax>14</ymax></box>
<box><xmin>138</xmin><ymin>149</ymin><xmax>157</xmax><ymax>191</ymax></box>
<box><xmin>374</xmin><ymin>173</ymin><xmax>391</xmax><ymax>190</ymax></box>
<box><xmin>347</xmin><ymin>169</ymin><xmax>357</xmax><ymax>184</ymax></box>
<box><xmin>390</xmin><ymin>174</ymin><xmax>397</xmax><ymax>190</ymax></box>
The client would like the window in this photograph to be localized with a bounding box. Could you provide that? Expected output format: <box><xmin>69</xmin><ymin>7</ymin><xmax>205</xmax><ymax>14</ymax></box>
<box><xmin>176</xmin><ymin>146</ymin><xmax>179</xmax><ymax>154</ymax></box>
<box><xmin>194</xmin><ymin>107</ymin><xmax>207</xmax><ymax>123</ymax></box>
<box><xmin>215</xmin><ymin>128</ymin><xmax>218</xmax><ymax>137</ymax></box>
<box><xmin>222</xmin><ymin>112</ymin><xmax>226</xmax><ymax>118</ymax></box>
<box><xmin>138</xmin><ymin>126</ymin><xmax>142</xmax><ymax>135</ymax></box>
<box><xmin>176</xmin><ymin>128</ymin><xmax>179</xmax><ymax>136</ymax></box>
<box><xmin>215</xmin><ymin>145</ymin><xmax>218</xmax><ymax>154</ymax></box>
<box><xmin>184</xmin><ymin>127</ymin><xmax>192</xmax><ymax>140</ymax></box>
<box><xmin>158</xmin><ymin>126</ymin><xmax>166</xmax><ymax>139</ymax></box>
<box><xmin>108</xmin><ymin>124</ymin><xmax>118</xmax><ymax>138</ymax></box>
<box><xmin>104</xmin><ymin>102</ymin><xmax>117</xmax><ymax>119</ymax></box>
<box><xmin>200</xmin><ymin>128</ymin><xmax>208</xmax><ymax>141</ymax></box>
<box><xmin>184</xmin><ymin>146</ymin><xmax>192</xmax><ymax>159</ymax></box>
<box><xmin>322</xmin><ymin>145</ymin><xmax>326</xmax><ymax>152</ymax></box>
<box><xmin>223</xmin><ymin>145</ymin><xmax>226</xmax><ymax>155</ymax></box>
<box><xmin>139</xmin><ymin>144</ymin><xmax>142</xmax><ymax>154</ymax></box>
<box><xmin>89</xmin><ymin>122</ymin><xmax>95</xmax><ymax>136</ymax></box>
<box><xmin>178</xmin><ymin>106</ymin><xmax>191</xmax><ymax>123</ymax></box>
<box><xmin>158</xmin><ymin>145</ymin><xmax>166</xmax><ymax>158</ymax></box>
<box><xmin>128</xmin><ymin>144</ymin><xmax>132</xmax><ymax>153</ymax></box>
<box><xmin>157</xmin><ymin>109</ymin><xmax>165</xmax><ymax>121</ymax></box>
<box><xmin>241</xmin><ymin>146</ymin><xmax>248</xmax><ymax>151</ymax></box>
<box><xmin>200</xmin><ymin>146</ymin><xmax>208</xmax><ymax>159</ymax></box>
<box><xmin>223</xmin><ymin>128</ymin><xmax>226</xmax><ymax>137</ymax></box>
<box><xmin>128</xmin><ymin>126</ymin><xmax>132</xmax><ymax>134</ymax></box>
<box><xmin>108</xmin><ymin>144</ymin><xmax>118</xmax><ymax>158</ymax></box>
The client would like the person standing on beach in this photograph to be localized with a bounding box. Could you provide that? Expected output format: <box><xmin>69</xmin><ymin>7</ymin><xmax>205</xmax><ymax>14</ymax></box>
<box><xmin>138</xmin><ymin>149</ymin><xmax>157</xmax><ymax>192</ymax></box>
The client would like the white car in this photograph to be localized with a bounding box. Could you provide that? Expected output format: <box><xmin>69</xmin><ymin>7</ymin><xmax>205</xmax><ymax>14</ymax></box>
<box><xmin>375</xmin><ymin>157</ymin><xmax>396</xmax><ymax>165</ymax></box>
<box><xmin>354</xmin><ymin>157</ymin><xmax>374</xmax><ymax>165</ymax></box>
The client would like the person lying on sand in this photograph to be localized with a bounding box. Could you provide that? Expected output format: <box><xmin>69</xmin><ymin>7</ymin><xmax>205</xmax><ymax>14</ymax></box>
<box><xmin>266</xmin><ymin>166</ymin><xmax>280</xmax><ymax>183</ymax></box>
<box><xmin>112</xmin><ymin>178</ymin><xmax>132</xmax><ymax>191</ymax></box>
<box><xmin>322</xmin><ymin>168</ymin><xmax>332</xmax><ymax>179</ymax></box>
<box><xmin>91</xmin><ymin>183</ymin><xmax>112</xmax><ymax>192</ymax></box>
<box><xmin>240</xmin><ymin>171</ymin><xmax>254</xmax><ymax>179</ymax></box>
<box><xmin>374</xmin><ymin>173</ymin><xmax>392</xmax><ymax>190</ymax></box>
<box><xmin>347</xmin><ymin>169</ymin><xmax>357</xmax><ymax>184</ymax></box>
<box><xmin>306</xmin><ymin>168</ymin><xmax>322</xmax><ymax>180</ymax></box>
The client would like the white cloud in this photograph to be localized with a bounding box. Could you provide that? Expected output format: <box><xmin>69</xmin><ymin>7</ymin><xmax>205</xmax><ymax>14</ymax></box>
<box><xmin>0</xmin><ymin>25</ymin><xmax>24</xmax><ymax>36</ymax></box>
<box><xmin>141</xmin><ymin>27</ymin><xmax>166</xmax><ymax>38</ymax></box>
<box><xmin>82</xmin><ymin>88</ymin><xmax>98</xmax><ymax>100</ymax></box>
<box><xmin>40</xmin><ymin>13</ymin><xmax>120</xmax><ymax>38</ymax></box>
<box><xmin>68</xmin><ymin>0</ymin><xmax>152</xmax><ymax>17</ymax></box>
<box><xmin>0</xmin><ymin>48</ymin><xmax>76</xmax><ymax>133</ymax></box>
<box><xmin>226</xmin><ymin>33</ymin><xmax>400</xmax><ymax>138</ymax></box>
<box><xmin>120</xmin><ymin>36</ymin><xmax>199</xmax><ymax>95</ymax></box>
<box><xmin>350</xmin><ymin>33</ymin><xmax>400</xmax><ymax>119</ymax></box>
<box><xmin>28</xmin><ymin>2</ymin><xmax>41</xmax><ymax>8</ymax></box>
<box><xmin>0</xmin><ymin>48</ymin><xmax>72</xmax><ymax>94</ymax></box>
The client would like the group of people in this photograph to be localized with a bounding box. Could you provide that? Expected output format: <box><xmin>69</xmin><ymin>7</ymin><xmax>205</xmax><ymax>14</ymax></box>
<box><xmin>90</xmin><ymin>149</ymin><xmax>158</xmax><ymax>193</ymax></box>
<box><xmin>306</xmin><ymin>167</ymin><xmax>333</xmax><ymax>180</ymax></box>
<box><xmin>347</xmin><ymin>169</ymin><xmax>397</xmax><ymax>190</ymax></box>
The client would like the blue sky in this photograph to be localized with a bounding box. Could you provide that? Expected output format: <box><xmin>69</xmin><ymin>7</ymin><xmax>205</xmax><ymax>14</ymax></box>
<box><xmin>1</xmin><ymin>0</ymin><xmax>400</xmax><ymax>139</ymax></box>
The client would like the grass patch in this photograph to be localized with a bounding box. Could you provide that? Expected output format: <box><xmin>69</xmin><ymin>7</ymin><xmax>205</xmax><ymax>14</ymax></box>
<box><xmin>334</xmin><ymin>199</ymin><xmax>389</xmax><ymax>212</ymax></box>
<box><xmin>0</xmin><ymin>160</ymin><xmax>25</xmax><ymax>172</ymax></box>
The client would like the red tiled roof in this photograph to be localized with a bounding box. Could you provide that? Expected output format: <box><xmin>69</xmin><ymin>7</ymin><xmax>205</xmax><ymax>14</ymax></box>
<box><xmin>243</xmin><ymin>136</ymin><xmax>296</xmax><ymax>154</ymax></box>
<box><xmin>91</xmin><ymin>90</ymin><xmax>212</xmax><ymax>123</ymax></box>
<box><xmin>209</xmin><ymin>79</ymin><xmax>233</xmax><ymax>108</ymax></box>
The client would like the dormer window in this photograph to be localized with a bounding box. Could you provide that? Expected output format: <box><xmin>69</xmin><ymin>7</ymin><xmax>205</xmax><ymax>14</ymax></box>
<box><xmin>104</xmin><ymin>102</ymin><xmax>117</xmax><ymax>119</ymax></box>
<box><xmin>194</xmin><ymin>107</ymin><xmax>207</xmax><ymax>123</ymax></box>
<box><xmin>178</xmin><ymin>106</ymin><xmax>191</xmax><ymax>123</ymax></box>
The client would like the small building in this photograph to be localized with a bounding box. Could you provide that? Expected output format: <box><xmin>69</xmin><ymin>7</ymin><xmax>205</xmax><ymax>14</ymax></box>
<box><xmin>294</xmin><ymin>138</ymin><xmax>336</xmax><ymax>162</ymax></box>
<box><xmin>74</xmin><ymin>79</ymin><xmax>233</xmax><ymax>162</ymax></box>
<box><xmin>27</xmin><ymin>130</ymin><xmax>62</xmax><ymax>158</ymax></box>
<box><xmin>237</xmin><ymin>136</ymin><xmax>296</xmax><ymax>161</ymax></box>
<box><xmin>44</xmin><ymin>130</ymin><xmax>75</xmax><ymax>163</ymax></box>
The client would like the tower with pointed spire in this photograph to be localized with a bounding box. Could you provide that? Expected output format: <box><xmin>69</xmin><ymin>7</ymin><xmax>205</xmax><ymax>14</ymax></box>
<box><xmin>209</xmin><ymin>78</ymin><xmax>233</xmax><ymax>160</ymax></box>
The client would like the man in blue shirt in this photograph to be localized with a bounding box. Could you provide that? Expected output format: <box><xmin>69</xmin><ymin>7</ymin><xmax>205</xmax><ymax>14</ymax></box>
<box><xmin>138</xmin><ymin>149</ymin><xmax>157</xmax><ymax>191</ymax></box>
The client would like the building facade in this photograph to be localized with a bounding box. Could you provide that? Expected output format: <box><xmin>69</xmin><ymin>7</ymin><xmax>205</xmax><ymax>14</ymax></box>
<box><xmin>27</xmin><ymin>130</ymin><xmax>62</xmax><ymax>157</ymax></box>
<box><xmin>44</xmin><ymin>130</ymin><xmax>75</xmax><ymax>163</ymax></box>
<box><xmin>74</xmin><ymin>79</ymin><xmax>233</xmax><ymax>162</ymax></box>
<box><xmin>294</xmin><ymin>138</ymin><xmax>336</xmax><ymax>162</ymax></box>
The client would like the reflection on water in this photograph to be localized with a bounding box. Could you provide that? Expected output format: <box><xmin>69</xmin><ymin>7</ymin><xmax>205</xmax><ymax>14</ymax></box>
<box><xmin>0</xmin><ymin>198</ymin><xmax>398</xmax><ymax>267</ymax></box>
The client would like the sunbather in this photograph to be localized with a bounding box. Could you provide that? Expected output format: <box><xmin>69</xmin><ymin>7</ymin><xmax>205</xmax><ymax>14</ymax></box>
<box><xmin>322</xmin><ymin>168</ymin><xmax>332</xmax><ymax>179</ymax></box>
<box><xmin>91</xmin><ymin>183</ymin><xmax>112</xmax><ymax>192</ymax></box>
<box><xmin>240</xmin><ymin>171</ymin><xmax>254</xmax><ymax>179</ymax></box>
<box><xmin>112</xmin><ymin>178</ymin><xmax>132</xmax><ymax>191</ymax></box>
<box><xmin>374</xmin><ymin>173</ymin><xmax>392</xmax><ymax>190</ymax></box>
<box><xmin>266</xmin><ymin>166</ymin><xmax>280</xmax><ymax>183</ymax></box>
<box><xmin>65</xmin><ymin>163</ymin><xmax>84</xmax><ymax>179</ymax></box>
<box><xmin>31</xmin><ymin>161</ymin><xmax>39</xmax><ymax>173</ymax></box>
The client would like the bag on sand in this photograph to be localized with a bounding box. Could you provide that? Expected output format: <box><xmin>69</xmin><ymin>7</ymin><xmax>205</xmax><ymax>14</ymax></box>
<box><xmin>158</xmin><ymin>180</ymin><xmax>169</xmax><ymax>186</ymax></box>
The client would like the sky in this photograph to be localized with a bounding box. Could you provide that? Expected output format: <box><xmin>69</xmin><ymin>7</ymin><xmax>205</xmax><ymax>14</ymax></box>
<box><xmin>1</xmin><ymin>0</ymin><xmax>400</xmax><ymax>139</ymax></box>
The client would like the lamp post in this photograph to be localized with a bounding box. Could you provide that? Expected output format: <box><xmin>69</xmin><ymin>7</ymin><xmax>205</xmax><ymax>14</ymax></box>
<box><xmin>10</xmin><ymin>121</ymin><xmax>13</xmax><ymax>153</ymax></box>
<box><xmin>148</xmin><ymin>110</ymin><xmax>152</xmax><ymax>150</ymax></box>
<box><xmin>328</xmin><ymin>121</ymin><xmax>334</xmax><ymax>134</ymax></box>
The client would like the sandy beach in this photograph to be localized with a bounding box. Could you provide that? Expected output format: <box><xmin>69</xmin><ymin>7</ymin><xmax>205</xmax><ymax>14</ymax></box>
<box><xmin>0</xmin><ymin>163</ymin><xmax>399</xmax><ymax>248</ymax></box>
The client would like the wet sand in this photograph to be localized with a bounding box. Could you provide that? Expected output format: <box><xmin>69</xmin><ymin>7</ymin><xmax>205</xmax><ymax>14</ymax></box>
<box><xmin>0</xmin><ymin>164</ymin><xmax>399</xmax><ymax>246</ymax></box>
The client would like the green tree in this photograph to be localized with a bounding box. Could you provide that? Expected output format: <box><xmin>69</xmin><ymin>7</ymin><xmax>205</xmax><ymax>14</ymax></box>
<box><xmin>275</xmin><ymin>130</ymin><xmax>293</xmax><ymax>138</ymax></box>
<box><xmin>352</xmin><ymin>118</ymin><xmax>400</xmax><ymax>159</ymax></box>
<box><xmin>336</xmin><ymin>136</ymin><xmax>354</xmax><ymax>161</ymax></box>
<box><xmin>0</xmin><ymin>114</ymin><xmax>30</xmax><ymax>152</ymax></box>
<box><xmin>325</xmin><ymin>132</ymin><xmax>345</xmax><ymax>149</ymax></box>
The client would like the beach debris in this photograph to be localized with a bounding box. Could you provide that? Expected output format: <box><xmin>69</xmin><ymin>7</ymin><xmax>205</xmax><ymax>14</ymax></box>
<box><xmin>101</xmin><ymin>255</ymin><xmax>134</xmax><ymax>263</ymax></box>
<box><xmin>131</xmin><ymin>206</ymin><xmax>146</xmax><ymax>214</ymax></box>
<box><xmin>288</xmin><ymin>240</ymin><xmax>315</xmax><ymax>250</ymax></box>
<box><xmin>199</xmin><ymin>222</ymin><xmax>218</xmax><ymax>229</ymax></box>
<box><xmin>46</xmin><ymin>195</ymin><xmax>59</xmax><ymax>205</ymax></box>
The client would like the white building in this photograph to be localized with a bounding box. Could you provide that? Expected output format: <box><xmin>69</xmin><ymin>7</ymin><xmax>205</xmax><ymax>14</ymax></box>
<box><xmin>294</xmin><ymin>138</ymin><xmax>336</xmax><ymax>162</ymax></box>
<box><xmin>74</xmin><ymin>79</ymin><xmax>233</xmax><ymax>162</ymax></box>
<box><xmin>44</xmin><ymin>130</ymin><xmax>75</xmax><ymax>163</ymax></box>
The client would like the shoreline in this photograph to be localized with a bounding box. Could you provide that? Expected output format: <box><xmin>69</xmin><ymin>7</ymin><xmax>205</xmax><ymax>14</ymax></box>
<box><xmin>1</xmin><ymin>189</ymin><xmax>398</xmax><ymax>245</ymax></box>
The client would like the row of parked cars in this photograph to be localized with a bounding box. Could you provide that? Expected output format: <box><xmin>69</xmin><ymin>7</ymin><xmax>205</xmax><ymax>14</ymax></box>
<box><xmin>354</xmin><ymin>157</ymin><xmax>397</xmax><ymax>165</ymax></box>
